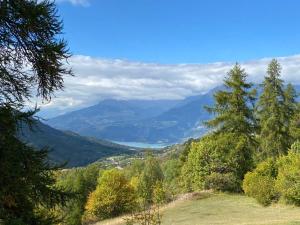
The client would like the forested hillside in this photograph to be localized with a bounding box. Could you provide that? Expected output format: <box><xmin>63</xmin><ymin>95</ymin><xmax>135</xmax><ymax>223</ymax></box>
<box><xmin>18</xmin><ymin>120</ymin><xmax>137</xmax><ymax>167</ymax></box>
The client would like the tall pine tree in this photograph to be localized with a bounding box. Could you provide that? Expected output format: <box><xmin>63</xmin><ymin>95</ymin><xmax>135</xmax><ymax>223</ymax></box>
<box><xmin>257</xmin><ymin>59</ymin><xmax>297</xmax><ymax>158</ymax></box>
<box><xmin>206</xmin><ymin>63</ymin><xmax>256</xmax><ymax>139</ymax></box>
<box><xmin>205</xmin><ymin>64</ymin><xmax>256</xmax><ymax>179</ymax></box>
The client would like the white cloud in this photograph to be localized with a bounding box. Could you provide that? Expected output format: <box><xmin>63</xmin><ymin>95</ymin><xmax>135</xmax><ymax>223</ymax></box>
<box><xmin>55</xmin><ymin>0</ymin><xmax>90</xmax><ymax>7</ymax></box>
<box><xmin>35</xmin><ymin>54</ymin><xmax>300</xmax><ymax>117</ymax></box>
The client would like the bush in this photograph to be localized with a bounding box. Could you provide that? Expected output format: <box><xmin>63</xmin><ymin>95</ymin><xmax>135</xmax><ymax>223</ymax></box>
<box><xmin>181</xmin><ymin>133</ymin><xmax>250</xmax><ymax>192</ymax></box>
<box><xmin>85</xmin><ymin>169</ymin><xmax>137</xmax><ymax>220</ymax></box>
<box><xmin>204</xmin><ymin>172</ymin><xmax>240</xmax><ymax>192</ymax></box>
<box><xmin>242</xmin><ymin>159</ymin><xmax>279</xmax><ymax>206</ymax></box>
<box><xmin>243</xmin><ymin>142</ymin><xmax>300</xmax><ymax>206</ymax></box>
<box><xmin>275</xmin><ymin>146</ymin><xmax>300</xmax><ymax>205</ymax></box>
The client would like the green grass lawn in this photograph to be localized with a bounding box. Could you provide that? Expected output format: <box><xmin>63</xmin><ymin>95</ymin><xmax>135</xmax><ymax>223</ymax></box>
<box><xmin>95</xmin><ymin>193</ymin><xmax>300</xmax><ymax>225</ymax></box>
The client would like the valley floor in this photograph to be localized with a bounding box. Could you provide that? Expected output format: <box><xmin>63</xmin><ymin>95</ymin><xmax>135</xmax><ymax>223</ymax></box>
<box><xmin>94</xmin><ymin>193</ymin><xmax>300</xmax><ymax>225</ymax></box>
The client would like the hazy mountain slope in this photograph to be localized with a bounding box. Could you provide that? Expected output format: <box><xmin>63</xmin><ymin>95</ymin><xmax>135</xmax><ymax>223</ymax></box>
<box><xmin>47</xmin><ymin>99</ymin><xmax>179</xmax><ymax>137</ymax></box>
<box><xmin>47</xmin><ymin>91</ymin><xmax>215</xmax><ymax>144</ymax></box>
<box><xmin>46</xmin><ymin>85</ymin><xmax>300</xmax><ymax>144</ymax></box>
<box><xmin>98</xmin><ymin>90</ymin><xmax>215</xmax><ymax>143</ymax></box>
<box><xmin>18</xmin><ymin>121</ymin><xmax>136</xmax><ymax>167</ymax></box>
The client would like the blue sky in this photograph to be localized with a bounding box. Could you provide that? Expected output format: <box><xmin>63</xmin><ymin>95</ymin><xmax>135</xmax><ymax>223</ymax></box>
<box><xmin>57</xmin><ymin>0</ymin><xmax>300</xmax><ymax>63</ymax></box>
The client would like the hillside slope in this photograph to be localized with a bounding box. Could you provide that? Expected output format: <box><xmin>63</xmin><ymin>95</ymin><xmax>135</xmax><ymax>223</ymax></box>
<box><xmin>18</xmin><ymin>121</ymin><xmax>137</xmax><ymax>167</ymax></box>
<box><xmin>95</xmin><ymin>193</ymin><xmax>300</xmax><ymax>225</ymax></box>
<box><xmin>47</xmin><ymin>99</ymin><xmax>179</xmax><ymax>137</ymax></box>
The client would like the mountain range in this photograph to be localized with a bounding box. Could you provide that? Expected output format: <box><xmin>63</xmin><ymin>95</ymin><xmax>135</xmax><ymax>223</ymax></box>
<box><xmin>46</xmin><ymin>87</ymin><xmax>223</xmax><ymax>144</ymax></box>
<box><xmin>46</xmin><ymin>84</ymin><xmax>300</xmax><ymax>144</ymax></box>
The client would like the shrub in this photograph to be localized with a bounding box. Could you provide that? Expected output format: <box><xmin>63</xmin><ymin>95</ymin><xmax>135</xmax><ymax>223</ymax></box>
<box><xmin>181</xmin><ymin>133</ymin><xmax>249</xmax><ymax>192</ymax></box>
<box><xmin>242</xmin><ymin>159</ymin><xmax>279</xmax><ymax>206</ymax></box>
<box><xmin>85</xmin><ymin>169</ymin><xmax>137</xmax><ymax>220</ymax></box>
<box><xmin>275</xmin><ymin>147</ymin><xmax>300</xmax><ymax>205</ymax></box>
<box><xmin>204</xmin><ymin>172</ymin><xmax>240</xmax><ymax>192</ymax></box>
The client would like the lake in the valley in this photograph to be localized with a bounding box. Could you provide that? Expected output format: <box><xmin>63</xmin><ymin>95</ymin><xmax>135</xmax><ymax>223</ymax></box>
<box><xmin>113</xmin><ymin>141</ymin><xmax>171</xmax><ymax>149</ymax></box>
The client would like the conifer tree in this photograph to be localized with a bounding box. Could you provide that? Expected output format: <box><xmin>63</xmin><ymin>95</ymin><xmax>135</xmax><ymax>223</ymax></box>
<box><xmin>0</xmin><ymin>0</ymin><xmax>72</xmax><ymax>224</ymax></box>
<box><xmin>289</xmin><ymin>103</ymin><xmax>300</xmax><ymax>142</ymax></box>
<box><xmin>284</xmin><ymin>83</ymin><xmax>298</xmax><ymax>121</ymax></box>
<box><xmin>205</xmin><ymin>64</ymin><xmax>257</xmax><ymax>179</ymax></box>
<box><xmin>257</xmin><ymin>60</ymin><xmax>297</xmax><ymax>158</ymax></box>
<box><xmin>284</xmin><ymin>84</ymin><xmax>298</xmax><ymax>143</ymax></box>
<box><xmin>206</xmin><ymin>64</ymin><xmax>256</xmax><ymax>139</ymax></box>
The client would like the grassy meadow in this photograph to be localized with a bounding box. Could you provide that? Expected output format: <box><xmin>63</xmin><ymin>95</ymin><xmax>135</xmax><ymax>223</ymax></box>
<box><xmin>95</xmin><ymin>193</ymin><xmax>300</xmax><ymax>225</ymax></box>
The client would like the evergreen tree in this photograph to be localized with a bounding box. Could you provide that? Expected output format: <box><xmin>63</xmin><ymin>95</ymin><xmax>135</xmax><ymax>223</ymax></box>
<box><xmin>0</xmin><ymin>0</ymin><xmax>71</xmax><ymax>106</ymax></box>
<box><xmin>204</xmin><ymin>64</ymin><xmax>257</xmax><ymax>179</ymax></box>
<box><xmin>257</xmin><ymin>60</ymin><xmax>296</xmax><ymax>158</ymax></box>
<box><xmin>0</xmin><ymin>0</ymin><xmax>72</xmax><ymax>224</ymax></box>
<box><xmin>290</xmin><ymin>103</ymin><xmax>300</xmax><ymax>141</ymax></box>
<box><xmin>284</xmin><ymin>84</ymin><xmax>299</xmax><ymax>143</ymax></box>
<box><xmin>284</xmin><ymin>83</ymin><xmax>298</xmax><ymax>122</ymax></box>
<box><xmin>0</xmin><ymin>108</ymin><xmax>70</xmax><ymax>225</ymax></box>
<box><xmin>206</xmin><ymin>64</ymin><xmax>256</xmax><ymax>136</ymax></box>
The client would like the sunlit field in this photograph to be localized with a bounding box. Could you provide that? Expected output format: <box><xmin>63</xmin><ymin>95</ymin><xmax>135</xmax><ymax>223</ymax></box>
<box><xmin>95</xmin><ymin>193</ymin><xmax>300</xmax><ymax>225</ymax></box>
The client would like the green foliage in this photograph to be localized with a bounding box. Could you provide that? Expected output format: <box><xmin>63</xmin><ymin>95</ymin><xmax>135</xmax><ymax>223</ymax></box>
<box><xmin>290</xmin><ymin>140</ymin><xmax>300</xmax><ymax>152</ymax></box>
<box><xmin>162</xmin><ymin>158</ymin><xmax>182</xmax><ymax>198</ymax></box>
<box><xmin>257</xmin><ymin>60</ymin><xmax>297</xmax><ymax>158</ymax></box>
<box><xmin>0</xmin><ymin>108</ymin><xmax>70</xmax><ymax>224</ymax></box>
<box><xmin>204</xmin><ymin>172</ymin><xmax>240</xmax><ymax>192</ymax></box>
<box><xmin>179</xmin><ymin>139</ymin><xmax>195</xmax><ymax>163</ymax></box>
<box><xmin>55</xmin><ymin>164</ymin><xmax>102</xmax><ymax>225</ymax></box>
<box><xmin>243</xmin><ymin>159</ymin><xmax>279</xmax><ymax>206</ymax></box>
<box><xmin>181</xmin><ymin>133</ymin><xmax>251</xmax><ymax>192</ymax></box>
<box><xmin>137</xmin><ymin>154</ymin><xmax>164</xmax><ymax>204</ymax></box>
<box><xmin>0</xmin><ymin>0</ymin><xmax>72</xmax><ymax>106</ymax></box>
<box><xmin>205</xmin><ymin>64</ymin><xmax>256</xmax><ymax>137</ymax></box>
<box><xmin>243</xmin><ymin>144</ymin><xmax>300</xmax><ymax>206</ymax></box>
<box><xmin>197</xmin><ymin>64</ymin><xmax>256</xmax><ymax>191</ymax></box>
<box><xmin>153</xmin><ymin>181</ymin><xmax>166</xmax><ymax>205</ymax></box>
<box><xmin>290</xmin><ymin>105</ymin><xmax>300</xmax><ymax>141</ymax></box>
<box><xmin>0</xmin><ymin>0</ymin><xmax>72</xmax><ymax>224</ymax></box>
<box><xmin>126</xmin><ymin>159</ymin><xmax>145</xmax><ymax>179</ymax></box>
<box><xmin>275</xmin><ymin>148</ymin><xmax>300</xmax><ymax>205</ymax></box>
<box><xmin>85</xmin><ymin>169</ymin><xmax>137</xmax><ymax>220</ymax></box>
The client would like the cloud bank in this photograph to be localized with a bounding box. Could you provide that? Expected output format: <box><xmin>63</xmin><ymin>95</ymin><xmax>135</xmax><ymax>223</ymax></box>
<box><xmin>56</xmin><ymin>0</ymin><xmax>90</xmax><ymax>7</ymax></box>
<box><xmin>35</xmin><ymin>54</ymin><xmax>300</xmax><ymax>117</ymax></box>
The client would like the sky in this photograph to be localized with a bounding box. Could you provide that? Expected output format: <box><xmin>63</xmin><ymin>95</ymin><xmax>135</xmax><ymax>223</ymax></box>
<box><xmin>36</xmin><ymin>0</ymin><xmax>300</xmax><ymax>117</ymax></box>
<box><xmin>57</xmin><ymin>0</ymin><xmax>300</xmax><ymax>63</ymax></box>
